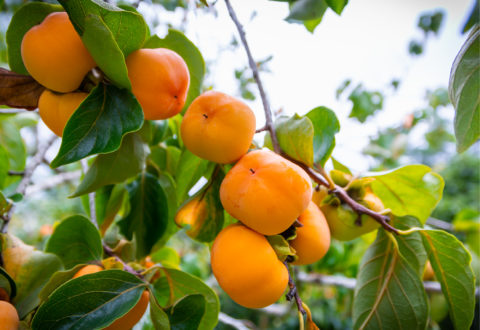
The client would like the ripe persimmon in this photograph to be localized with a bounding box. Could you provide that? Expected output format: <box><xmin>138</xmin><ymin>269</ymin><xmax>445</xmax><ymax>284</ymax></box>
<box><xmin>126</xmin><ymin>48</ymin><xmax>190</xmax><ymax>120</ymax></box>
<box><xmin>220</xmin><ymin>149</ymin><xmax>312</xmax><ymax>235</ymax></box>
<box><xmin>181</xmin><ymin>91</ymin><xmax>256</xmax><ymax>164</ymax></box>
<box><xmin>211</xmin><ymin>224</ymin><xmax>288</xmax><ymax>308</ymax></box>
<box><xmin>0</xmin><ymin>300</ymin><xmax>19</xmax><ymax>330</ymax></box>
<box><xmin>38</xmin><ymin>90</ymin><xmax>87</xmax><ymax>137</ymax></box>
<box><xmin>291</xmin><ymin>201</ymin><xmax>330</xmax><ymax>265</ymax></box>
<box><xmin>21</xmin><ymin>12</ymin><xmax>96</xmax><ymax>93</ymax></box>
<box><xmin>72</xmin><ymin>264</ymin><xmax>104</xmax><ymax>279</ymax></box>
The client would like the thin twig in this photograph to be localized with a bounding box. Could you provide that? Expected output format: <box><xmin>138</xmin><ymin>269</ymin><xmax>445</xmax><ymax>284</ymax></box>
<box><xmin>224</xmin><ymin>0</ymin><xmax>280</xmax><ymax>154</ymax></box>
<box><xmin>7</xmin><ymin>170</ymin><xmax>24</xmax><ymax>176</ymax></box>
<box><xmin>426</xmin><ymin>217</ymin><xmax>454</xmax><ymax>231</ymax></box>
<box><xmin>103</xmin><ymin>244</ymin><xmax>143</xmax><ymax>278</ymax></box>
<box><xmin>25</xmin><ymin>170</ymin><xmax>82</xmax><ymax>196</ymax></box>
<box><xmin>255</xmin><ymin>125</ymin><xmax>268</xmax><ymax>133</ymax></box>
<box><xmin>218</xmin><ymin>312</ymin><xmax>256</xmax><ymax>330</ymax></box>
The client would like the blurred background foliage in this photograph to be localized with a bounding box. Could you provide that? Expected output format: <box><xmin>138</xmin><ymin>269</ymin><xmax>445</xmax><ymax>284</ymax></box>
<box><xmin>0</xmin><ymin>0</ymin><xmax>478</xmax><ymax>329</ymax></box>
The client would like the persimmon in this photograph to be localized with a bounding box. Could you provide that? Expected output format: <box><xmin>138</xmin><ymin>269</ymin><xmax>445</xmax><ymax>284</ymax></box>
<box><xmin>21</xmin><ymin>12</ymin><xmax>96</xmax><ymax>93</ymax></box>
<box><xmin>126</xmin><ymin>48</ymin><xmax>190</xmax><ymax>120</ymax></box>
<box><xmin>220</xmin><ymin>149</ymin><xmax>312</xmax><ymax>235</ymax></box>
<box><xmin>181</xmin><ymin>91</ymin><xmax>256</xmax><ymax>164</ymax></box>
<box><xmin>38</xmin><ymin>90</ymin><xmax>87</xmax><ymax>137</ymax></box>
<box><xmin>72</xmin><ymin>265</ymin><xmax>149</xmax><ymax>330</ymax></box>
<box><xmin>210</xmin><ymin>223</ymin><xmax>288</xmax><ymax>308</ymax></box>
<box><xmin>320</xmin><ymin>189</ymin><xmax>383</xmax><ymax>241</ymax></box>
<box><xmin>291</xmin><ymin>201</ymin><xmax>330</xmax><ymax>265</ymax></box>
<box><xmin>103</xmin><ymin>290</ymin><xmax>150</xmax><ymax>330</ymax></box>
<box><xmin>72</xmin><ymin>264</ymin><xmax>104</xmax><ymax>279</ymax></box>
<box><xmin>423</xmin><ymin>261</ymin><xmax>435</xmax><ymax>281</ymax></box>
<box><xmin>0</xmin><ymin>300</ymin><xmax>19</xmax><ymax>330</ymax></box>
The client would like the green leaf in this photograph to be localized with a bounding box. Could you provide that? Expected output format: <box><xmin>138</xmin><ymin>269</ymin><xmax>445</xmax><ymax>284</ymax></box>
<box><xmin>326</xmin><ymin>0</ymin><xmax>348</xmax><ymax>15</ymax></box>
<box><xmin>149</xmin><ymin>292</ymin><xmax>170</xmax><ymax>329</ymax></box>
<box><xmin>348</xmin><ymin>84</ymin><xmax>384</xmax><ymax>123</ymax></box>
<box><xmin>287</xmin><ymin>0</ymin><xmax>328</xmax><ymax>21</ymax></box>
<box><xmin>449</xmin><ymin>25</ymin><xmax>480</xmax><ymax>152</ymax></box>
<box><xmin>0</xmin><ymin>266</ymin><xmax>16</xmax><ymax>300</ymax></box>
<box><xmin>153</xmin><ymin>268</ymin><xmax>219</xmax><ymax>330</ymax></box>
<box><xmin>99</xmin><ymin>184</ymin><xmax>128</xmax><ymax>235</ymax></box>
<box><xmin>153</xmin><ymin>173</ymin><xmax>180</xmax><ymax>249</ymax></box>
<box><xmin>175</xmin><ymin>168</ymin><xmax>224</xmax><ymax>243</ymax></box>
<box><xmin>144</xmin><ymin>30</ymin><xmax>206</xmax><ymax>111</ymax></box>
<box><xmin>0</xmin><ymin>119</ymin><xmax>26</xmax><ymax>172</ymax></box>
<box><xmin>6</xmin><ymin>2</ymin><xmax>63</xmax><ymax>74</ymax></box>
<box><xmin>58</xmin><ymin>0</ymin><xmax>147</xmax><ymax>57</ymax></box>
<box><xmin>45</xmin><ymin>215</ymin><xmax>102</xmax><ymax>269</ymax></box>
<box><xmin>420</xmin><ymin>229</ymin><xmax>476</xmax><ymax>330</ymax></box>
<box><xmin>305</xmin><ymin>106</ymin><xmax>340</xmax><ymax>167</ymax></box>
<box><xmin>81</xmin><ymin>13</ymin><xmax>131</xmax><ymax>89</ymax></box>
<box><xmin>167</xmin><ymin>294</ymin><xmax>206</xmax><ymax>330</ymax></box>
<box><xmin>462</xmin><ymin>0</ymin><xmax>479</xmax><ymax>34</ymax></box>
<box><xmin>0</xmin><ymin>234</ymin><xmax>62</xmax><ymax>318</ymax></box>
<box><xmin>118</xmin><ymin>173</ymin><xmax>169</xmax><ymax>259</ymax></box>
<box><xmin>73</xmin><ymin>133</ymin><xmax>146</xmax><ymax>196</ymax></box>
<box><xmin>369</xmin><ymin>165</ymin><xmax>444</xmax><ymax>224</ymax></box>
<box><xmin>32</xmin><ymin>270</ymin><xmax>147</xmax><ymax>329</ymax></box>
<box><xmin>38</xmin><ymin>264</ymin><xmax>85</xmax><ymax>302</ymax></box>
<box><xmin>392</xmin><ymin>216</ymin><xmax>427</xmax><ymax>275</ymax></box>
<box><xmin>266</xmin><ymin>235</ymin><xmax>297</xmax><ymax>262</ymax></box>
<box><xmin>331</xmin><ymin>157</ymin><xmax>352</xmax><ymax>175</ymax></box>
<box><xmin>51</xmin><ymin>83</ymin><xmax>144</xmax><ymax>168</ymax></box>
<box><xmin>275</xmin><ymin>114</ymin><xmax>314</xmax><ymax>166</ymax></box>
<box><xmin>353</xmin><ymin>228</ymin><xmax>428</xmax><ymax>329</ymax></box>
<box><xmin>174</xmin><ymin>150</ymin><xmax>211</xmax><ymax>203</ymax></box>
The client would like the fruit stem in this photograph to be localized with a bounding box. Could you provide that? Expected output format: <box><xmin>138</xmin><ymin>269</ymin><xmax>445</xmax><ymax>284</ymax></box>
<box><xmin>224</xmin><ymin>0</ymin><xmax>281</xmax><ymax>154</ymax></box>
<box><xmin>283</xmin><ymin>261</ymin><xmax>307</xmax><ymax>315</ymax></box>
<box><xmin>103</xmin><ymin>244</ymin><xmax>144</xmax><ymax>278</ymax></box>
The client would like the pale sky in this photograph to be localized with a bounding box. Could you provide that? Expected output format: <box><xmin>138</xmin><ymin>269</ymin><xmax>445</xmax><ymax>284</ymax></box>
<box><xmin>139</xmin><ymin>0</ymin><xmax>472</xmax><ymax>171</ymax></box>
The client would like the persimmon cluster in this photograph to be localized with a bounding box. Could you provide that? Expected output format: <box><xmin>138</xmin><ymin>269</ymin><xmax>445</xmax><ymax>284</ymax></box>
<box><xmin>180</xmin><ymin>92</ymin><xmax>332</xmax><ymax>308</ymax></box>
<box><xmin>21</xmin><ymin>11</ymin><xmax>190</xmax><ymax>137</ymax></box>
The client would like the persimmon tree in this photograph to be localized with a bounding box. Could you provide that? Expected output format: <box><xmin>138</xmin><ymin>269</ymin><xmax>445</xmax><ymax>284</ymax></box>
<box><xmin>0</xmin><ymin>0</ymin><xmax>478</xmax><ymax>329</ymax></box>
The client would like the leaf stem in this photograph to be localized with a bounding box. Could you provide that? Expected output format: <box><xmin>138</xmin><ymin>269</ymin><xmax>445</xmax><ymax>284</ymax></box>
<box><xmin>283</xmin><ymin>261</ymin><xmax>306</xmax><ymax>315</ymax></box>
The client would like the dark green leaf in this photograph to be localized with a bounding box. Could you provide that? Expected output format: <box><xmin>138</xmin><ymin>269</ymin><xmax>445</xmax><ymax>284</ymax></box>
<box><xmin>45</xmin><ymin>215</ymin><xmax>102</xmax><ymax>269</ymax></box>
<box><xmin>144</xmin><ymin>30</ymin><xmax>206</xmax><ymax>111</ymax></box>
<box><xmin>353</xmin><ymin>228</ymin><xmax>428</xmax><ymax>329</ymax></box>
<box><xmin>73</xmin><ymin>133</ymin><xmax>146</xmax><ymax>196</ymax></box>
<box><xmin>6</xmin><ymin>2</ymin><xmax>63</xmax><ymax>74</ymax></box>
<box><xmin>175</xmin><ymin>168</ymin><xmax>224</xmax><ymax>243</ymax></box>
<box><xmin>369</xmin><ymin>165</ymin><xmax>444</xmax><ymax>223</ymax></box>
<box><xmin>153</xmin><ymin>173</ymin><xmax>180</xmax><ymax>249</ymax></box>
<box><xmin>81</xmin><ymin>14</ymin><xmax>131</xmax><ymax>89</ymax></box>
<box><xmin>32</xmin><ymin>270</ymin><xmax>147</xmax><ymax>329</ymax></box>
<box><xmin>348</xmin><ymin>84</ymin><xmax>383</xmax><ymax>122</ymax></box>
<box><xmin>58</xmin><ymin>0</ymin><xmax>147</xmax><ymax>57</ymax></box>
<box><xmin>153</xmin><ymin>268</ymin><xmax>219</xmax><ymax>329</ymax></box>
<box><xmin>51</xmin><ymin>83</ymin><xmax>143</xmax><ymax>168</ymax></box>
<box><xmin>420</xmin><ymin>229</ymin><xmax>476</xmax><ymax>330</ymax></box>
<box><xmin>417</xmin><ymin>10</ymin><xmax>444</xmax><ymax>35</ymax></box>
<box><xmin>99</xmin><ymin>184</ymin><xmax>128</xmax><ymax>235</ymax></box>
<box><xmin>326</xmin><ymin>0</ymin><xmax>348</xmax><ymax>15</ymax></box>
<box><xmin>462</xmin><ymin>0</ymin><xmax>479</xmax><ymax>34</ymax></box>
<box><xmin>1</xmin><ymin>234</ymin><xmax>62</xmax><ymax>318</ymax></box>
<box><xmin>275</xmin><ymin>114</ymin><xmax>314</xmax><ymax>166</ymax></box>
<box><xmin>167</xmin><ymin>294</ymin><xmax>206</xmax><ymax>330</ymax></box>
<box><xmin>0</xmin><ymin>266</ymin><xmax>16</xmax><ymax>300</ymax></box>
<box><xmin>392</xmin><ymin>216</ymin><xmax>427</xmax><ymax>275</ymax></box>
<box><xmin>287</xmin><ymin>0</ymin><xmax>328</xmax><ymax>21</ymax></box>
<box><xmin>449</xmin><ymin>25</ymin><xmax>480</xmax><ymax>152</ymax></box>
<box><xmin>305</xmin><ymin>106</ymin><xmax>340</xmax><ymax>167</ymax></box>
<box><xmin>118</xmin><ymin>173</ymin><xmax>169</xmax><ymax>259</ymax></box>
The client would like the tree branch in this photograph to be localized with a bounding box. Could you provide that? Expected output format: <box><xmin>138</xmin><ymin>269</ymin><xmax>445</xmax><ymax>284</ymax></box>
<box><xmin>224</xmin><ymin>0</ymin><xmax>280</xmax><ymax>154</ymax></box>
<box><xmin>218</xmin><ymin>312</ymin><xmax>255</xmax><ymax>330</ymax></box>
<box><xmin>81</xmin><ymin>159</ymin><xmax>98</xmax><ymax>228</ymax></box>
<box><xmin>25</xmin><ymin>170</ymin><xmax>82</xmax><ymax>196</ymax></box>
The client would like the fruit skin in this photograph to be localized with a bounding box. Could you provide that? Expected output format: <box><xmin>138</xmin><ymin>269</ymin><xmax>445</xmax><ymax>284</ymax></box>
<box><xmin>181</xmin><ymin>91</ymin><xmax>256</xmax><ymax>164</ymax></box>
<box><xmin>220</xmin><ymin>149</ymin><xmax>313</xmax><ymax>236</ymax></box>
<box><xmin>0</xmin><ymin>300</ymin><xmax>19</xmax><ymax>330</ymax></box>
<box><xmin>21</xmin><ymin>12</ymin><xmax>96</xmax><ymax>93</ymax></box>
<box><xmin>423</xmin><ymin>261</ymin><xmax>435</xmax><ymax>281</ymax></box>
<box><xmin>211</xmin><ymin>223</ymin><xmax>288</xmax><ymax>308</ymax></box>
<box><xmin>320</xmin><ymin>189</ymin><xmax>383</xmax><ymax>241</ymax></box>
<box><xmin>126</xmin><ymin>48</ymin><xmax>190</xmax><ymax>120</ymax></box>
<box><xmin>103</xmin><ymin>290</ymin><xmax>150</xmax><ymax>330</ymax></box>
<box><xmin>291</xmin><ymin>202</ymin><xmax>330</xmax><ymax>265</ymax></box>
<box><xmin>73</xmin><ymin>264</ymin><xmax>104</xmax><ymax>279</ymax></box>
<box><xmin>72</xmin><ymin>265</ymin><xmax>149</xmax><ymax>330</ymax></box>
<box><xmin>38</xmin><ymin>90</ymin><xmax>88</xmax><ymax>137</ymax></box>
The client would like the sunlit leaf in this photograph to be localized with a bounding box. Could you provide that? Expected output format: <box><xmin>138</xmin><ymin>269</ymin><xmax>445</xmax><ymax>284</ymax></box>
<box><xmin>449</xmin><ymin>25</ymin><xmax>480</xmax><ymax>152</ymax></box>
<box><xmin>275</xmin><ymin>114</ymin><xmax>314</xmax><ymax>166</ymax></box>
<box><xmin>420</xmin><ymin>229</ymin><xmax>476</xmax><ymax>330</ymax></box>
